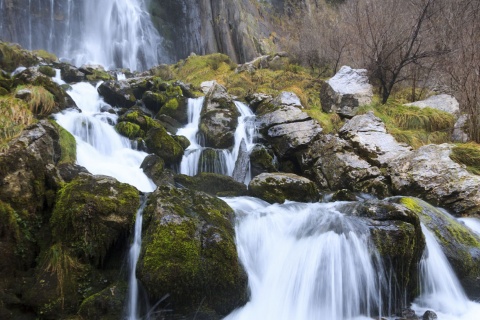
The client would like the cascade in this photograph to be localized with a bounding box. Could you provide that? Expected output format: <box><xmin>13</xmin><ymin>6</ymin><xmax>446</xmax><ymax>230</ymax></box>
<box><xmin>0</xmin><ymin>0</ymin><xmax>165</xmax><ymax>70</ymax></box>
<box><xmin>54</xmin><ymin>81</ymin><xmax>155</xmax><ymax>192</ymax></box>
<box><xmin>412</xmin><ymin>225</ymin><xmax>480</xmax><ymax>319</ymax></box>
<box><xmin>223</xmin><ymin>197</ymin><xmax>388</xmax><ymax>320</ymax></box>
<box><xmin>459</xmin><ymin>217</ymin><xmax>480</xmax><ymax>235</ymax></box>
<box><xmin>178</xmin><ymin>99</ymin><xmax>256</xmax><ymax>182</ymax></box>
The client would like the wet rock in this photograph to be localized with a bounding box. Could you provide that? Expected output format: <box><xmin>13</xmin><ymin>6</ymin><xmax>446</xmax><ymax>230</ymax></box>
<box><xmin>97</xmin><ymin>77</ymin><xmax>154</xmax><ymax>108</ymax></box>
<box><xmin>78</xmin><ymin>282</ymin><xmax>127</xmax><ymax>320</ymax></box>
<box><xmin>232</xmin><ymin>139</ymin><xmax>250</xmax><ymax>183</ymax></box>
<box><xmin>389</xmin><ymin>144</ymin><xmax>480</xmax><ymax>216</ymax></box>
<box><xmin>249</xmin><ymin>144</ymin><xmax>278</xmax><ymax>178</ymax></box>
<box><xmin>57</xmin><ymin>63</ymin><xmax>86</xmax><ymax>83</ymax></box>
<box><xmin>174</xmin><ymin>173</ymin><xmax>248</xmax><ymax>197</ymax></box>
<box><xmin>422</xmin><ymin>310</ymin><xmax>438</xmax><ymax>320</ymax></box>
<box><xmin>199</xmin><ymin>83</ymin><xmax>239</xmax><ymax>149</ymax></box>
<box><xmin>401</xmin><ymin>308</ymin><xmax>419</xmax><ymax>320</ymax></box>
<box><xmin>137</xmin><ymin>185</ymin><xmax>247</xmax><ymax>316</ymax></box>
<box><xmin>405</xmin><ymin>94</ymin><xmax>460</xmax><ymax>118</ymax></box>
<box><xmin>145</xmin><ymin>126</ymin><xmax>184</xmax><ymax>166</ymax></box>
<box><xmin>331</xmin><ymin>189</ymin><xmax>357</xmax><ymax>202</ymax></box>
<box><xmin>339</xmin><ymin>111</ymin><xmax>413</xmax><ymax>167</ymax></box>
<box><xmin>320</xmin><ymin>66</ymin><xmax>373</xmax><ymax>118</ymax></box>
<box><xmin>249</xmin><ymin>172</ymin><xmax>319</xmax><ymax>204</ymax></box>
<box><xmin>140</xmin><ymin>154</ymin><xmax>166</xmax><ymax>186</ymax></box>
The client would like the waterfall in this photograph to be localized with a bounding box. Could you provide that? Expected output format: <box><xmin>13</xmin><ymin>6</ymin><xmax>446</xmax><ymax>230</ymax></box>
<box><xmin>0</xmin><ymin>0</ymin><xmax>165</xmax><ymax>70</ymax></box>
<box><xmin>178</xmin><ymin>99</ymin><xmax>256</xmax><ymax>183</ymax></box>
<box><xmin>54</xmin><ymin>81</ymin><xmax>155</xmax><ymax>192</ymax></box>
<box><xmin>127</xmin><ymin>197</ymin><xmax>148</xmax><ymax>320</ymax></box>
<box><xmin>412</xmin><ymin>225</ymin><xmax>480</xmax><ymax>319</ymax></box>
<box><xmin>459</xmin><ymin>217</ymin><xmax>480</xmax><ymax>236</ymax></box>
<box><xmin>223</xmin><ymin>197</ymin><xmax>387</xmax><ymax>320</ymax></box>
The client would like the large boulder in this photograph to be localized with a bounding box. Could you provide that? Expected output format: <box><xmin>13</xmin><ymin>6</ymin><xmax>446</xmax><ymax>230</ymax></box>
<box><xmin>300</xmin><ymin>134</ymin><xmax>391</xmax><ymax>198</ymax></box>
<box><xmin>199</xmin><ymin>83</ymin><xmax>239</xmax><ymax>149</ymax></box>
<box><xmin>137</xmin><ymin>185</ymin><xmax>247</xmax><ymax>318</ymax></box>
<box><xmin>145</xmin><ymin>126</ymin><xmax>184</xmax><ymax>166</ymax></box>
<box><xmin>249</xmin><ymin>172</ymin><xmax>319</xmax><ymax>204</ymax></box>
<box><xmin>405</xmin><ymin>94</ymin><xmax>460</xmax><ymax>118</ymax></box>
<box><xmin>97</xmin><ymin>77</ymin><xmax>155</xmax><ymax>108</ymax></box>
<box><xmin>320</xmin><ymin>66</ymin><xmax>373</xmax><ymax>118</ymax></box>
<box><xmin>388</xmin><ymin>144</ymin><xmax>480</xmax><ymax>216</ymax></box>
<box><xmin>390</xmin><ymin>197</ymin><xmax>480</xmax><ymax>298</ymax></box>
<box><xmin>339</xmin><ymin>112</ymin><xmax>413</xmax><ymax>168</ymax></box>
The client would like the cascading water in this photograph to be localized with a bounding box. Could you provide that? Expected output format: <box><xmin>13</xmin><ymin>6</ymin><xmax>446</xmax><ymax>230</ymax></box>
<box><xmin>0</xmin><ymin>0</ymin><xmax>165</xmax><ymax>70</ymax></box>
<box><xmin>178</xmin><ymin>99</ymin><xmax>256</xmax><ymax>182</ymax></box>
<box><xmin>223</xmin><ymin>197</ymin><xmax>388</xmax><ymax>320</ymax></box>
<box><xmin>459</xmin><ymin>217</ymin><xmax>480</xmax><ymax>235</ymax></box>
<box><xmin>54</xmin><ymin>81</ymin><xmax>155</xmax><ymax>193</ymax></box>
<box><xmin>412</xmin><ymin>225</ymin><xmax>480</xmax><ymax>320</ymax></box>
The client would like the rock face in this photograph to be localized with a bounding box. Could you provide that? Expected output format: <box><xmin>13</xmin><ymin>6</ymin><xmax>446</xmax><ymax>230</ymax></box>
<box><xmin>389</xmin><ymin>144</ymin><xmax>480</xmax><ymax>216</ymax></box>
<box><xmin>452</xmin><ymin>114</ymin><xmax>470</xmax><ymax>143</ymax></box>
<box><xmin>137</xmin><ymin>185</ymin><xmax>247</xmax><ymax>318</ymax></box>
<box><xmin>339</xmin><ymin>112</ymin><xmax>413</xmax><ymax>167</ymax></box>
<box><xmin>405</xmin><ymin>94</ymin><xmax>460</xmax><ymax>117</ymax></box>
<box><xmin>199</xmin><ymin>83</ymin><xmax>239</xmax><ymax>149</ymax></box>
<box><xmin>320</xmin><ymin>66</ymin><xmax>373</xmax><ymax>118</ymax></box>
<box><xmin>249</xmin><ymin>172</ymin><xmax>319</xmax><ymax>203</ymax></box>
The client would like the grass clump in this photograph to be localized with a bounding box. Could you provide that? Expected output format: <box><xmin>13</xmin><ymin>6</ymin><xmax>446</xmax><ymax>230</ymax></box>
<box><xmin>15</xmin><ymin>85</ymin><xmax>56</xmax><ymax>117</ymax></box>
<box><xmin>0</xmin><ymin>95</ymin><xmax>35</xmax><ymax>150</ymax></box>
<box><xmin>450</xmin><ymin>143</ymin><xmax>480</xmax><ymax>175</ymax></box>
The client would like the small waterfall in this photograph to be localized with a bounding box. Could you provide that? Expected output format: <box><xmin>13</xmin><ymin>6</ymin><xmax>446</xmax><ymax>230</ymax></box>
<box><xmin>0</xmin><ymin>0</ymin><xmax>165</xmax><ymax>70</ymax></box>
<box><xmin>223</xmin><ymin>197</ymin><xmax>387</xmax><ymax>320</ymax></box>
<box><xmin>459</xmin><ymin>217</ymin><xmax>480</xmax><ymax>235</ymax></box>
<box><xmin>54</xmin><ymin>81</ymin><xmax>155</xmax><ymax>192</ymax></box>
<box><xmin>178</xmin><ymin>99</ymin><xmax>256</xmax><ymax>183</ymax></box>
<box><xmin>126</xmin><ymin>197</ymin><xmax>148</xmax><ymax>320</ymax></box>
<box><xmin>412</xmin><ymin>225</ymin><xmax>480</xmax><ymax>319</ymax></box>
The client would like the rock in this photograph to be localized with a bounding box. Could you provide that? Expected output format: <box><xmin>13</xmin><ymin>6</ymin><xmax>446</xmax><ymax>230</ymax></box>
<box><xmin>140</xmin><ymin>154</ymin><xmax>166</xmax><ymax>186</ymax></box>
<box><xmin>452</xmin><ymin>114</ymin><xmax>470</xmax><ymax>143</ymax></box>
<box><xmin>391</xmin><ymin>197</ymin><xmax>480</xmax><ymax>297</ymax></box>
<box><xmin>145</xmin><ymin>126</ymin><xmax>184</xmax><ymax>166</ymax></box>
<box><xmin>78</xmin><ymin>282</ymin><xmax>127</xmax><ymax>320</ymax></box>
<box><xmin>245</xmin><ymin>92</ymin><xmax>272</xmax><ymax>113</ymax></box>
<box><xmin>200</xmin><ymin>80</ymin><xmax>217</xmax><ymax>94</ymax></box>
<box><xmin>141</xmin><ymin>90</ymin><xmax>166</xmax><ymax>114</ymax></box>
<box><xmin>422</xmin><ymin>310</ymin><xmax>438</xmax><ymax>320</ymax></box>
<box><xmin>57</xmin><ymin>63</ymin><xmax>86</xmax><ymax>83</ymax></box>
<box><xmin>199</xmin><ymin>83</ymin><xmax>239</xmax><ymax>149</ymax></box>
<box><xmin>401</xmin><ymin>308</ymin><xmax>419</xmax><ymax>320</ymax></box>
<box><xmin>57</xmin><ymin>163</ymin><xmax>89</xmax><ymax>182</ymax></box>
<box><xmin>249</xmin><ymin>144</ymin><xmax>278</xmax><ymax>178</ymax></box>
<box><xmin>331</xmin><ymin>189</ymin><xmax>357</xmax><ymax>202</ymax></box>
<box><xmin>300</xmin><ymin>134</ymin><xmax>390</xmax><ymax>197</ymax></box>
<box><xmin>267</xmin><ymin>119</ymin><xmax>323</xmax><ymax>158</ymax></box>
<box><xmin>97</xmin><ymin>77</ymin><xmax>154</xmax><ymax>108</ymax></box>
<box><xmin>50</xmin><ymin>173</ymin><xmax>140</xmax><ymax>264</ymax></box>
<box><xmin>389</xmin><ymin>144</ymin><xmax>480</xmax><ymax>215</ymax></box>
<box><xmin>339</xmin><ymin>111</ymin><xmax>413</xmax><ymax>167</ymax></box>
<box><xmin>79</xmin><ymin>64</ymin><xmax>113</xmax><ymax>81</ymax></box>
<box><xmin>137</xmin><ymin>185</ymin><xmax>247</xmax><ymax>317</ymax></box>
<box><xmin>249</xmin><ymin>172</ymin><xmax>319</xmax><ymax>204</ymax></box>
<box><xmin>273</xmin><ymin>91</ymin><xmax>302</xmax><ymax>108</ymax></box>
<box><xmin>174</xmin><ymin>173</ymin><xmax>248</xmax><ymax>197</ymax></box>
<box><xmin>405</xmin><ymin>94</ymin><xmax>460</xmax><ymax>117</ymax></box>
<box><xmin>320</xmin><ymin>66</ymin><xmax>373</xmax><ymax>118</ymax></box>
<box><xmin>116</xmin><ymin>108</ymin><xmax>161</xmax><ymax>139</ymax></box>
<box><xmin>157</xmin><ymin>95</ymin><xmax>188</xmax><ymax>125</ymax></box>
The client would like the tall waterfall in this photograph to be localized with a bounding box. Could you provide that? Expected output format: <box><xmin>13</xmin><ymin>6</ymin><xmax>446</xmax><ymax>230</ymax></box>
<box><xmin>409</xmin><ymin>224</ymin><xmax>480</xmax><ymax>320</ymax></box>
<box><xmin>54</xmin><ymin>81</ymin><xmax>155</xmax><ymax>192</ymax></box>
<box><xmin>223</xmin><ymin>197</ymin><xmax>388</xmax><ymax>320</ymax></box>
<box><xmin>0</xmin><ymin>0</ymin><xmax>165</xmax><ymax>70</ymax></box>
<box><xmin>178</xmin><ymin>98</ymin><xmax>256</xmax><ymax>182</ymax></box>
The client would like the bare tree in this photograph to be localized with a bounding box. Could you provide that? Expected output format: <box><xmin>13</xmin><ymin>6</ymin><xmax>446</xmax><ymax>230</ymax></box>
<box><xmin>343</xmin><ymin>0</ymin><xmax>449</xmax><ymax>103</ymax></box>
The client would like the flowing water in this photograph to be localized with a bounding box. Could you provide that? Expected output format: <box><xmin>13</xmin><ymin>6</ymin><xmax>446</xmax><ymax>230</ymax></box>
<box><xmin>459</xmin><ymin>217</ymin><xmax>480</xmax><ymax>236</ymax></box>
<box><xmin>223</xmin><ymin>197</ymin><xmax>387</xmax><ymax>320</ymax></box>
<box><xmin>178</xmin><ymin>99</ymin><xmax>256</xmax><ymax>183</ymax></box>
<box><xmin>54</xmin><ymin>81</ymin><xmax>155</xmax><ymax>193</ymax></box>
<box><xmin>0</xmin><ymin>0</ymin><xmax>165</xmax><ymax>70</ymax></box>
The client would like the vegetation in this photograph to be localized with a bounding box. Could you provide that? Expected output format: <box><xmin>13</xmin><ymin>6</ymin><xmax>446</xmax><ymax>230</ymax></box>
<box><xmin>0</xmin><ymin>95</ymin><xmax>35</xmax><ymax>151</ymax></box>
<box><xmin>450</xmin><ymin>143</ymin><xmax>480</xmax><ymax>175</ymax></box>
<box><xmin>50</xmin><ymin>120</ymin><xmax>77</xmax><ymax>164</ymax></box>
<box><xmin>15</xmin><ymin>85</ymin><xmax>56</xmax><ymax>117</ymax></box>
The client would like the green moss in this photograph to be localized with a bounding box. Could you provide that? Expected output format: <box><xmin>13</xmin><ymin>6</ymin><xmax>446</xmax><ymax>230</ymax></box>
<box><xmin>86</xmin><ymin>69</ymin><xmax>112</xmax><ymax>81</ymax></box>
<box><xmin>78</xmin><ymin>282</ymin><xmax>127</xmax><ymax>320</ymax></box>
<box><xmin>50</xmin><ymin>120</ymin><xmax>76</xmax><ymax>164</ymax></box>
<box><xmin>166</xmin><ymin>85</ymin><xmax>183</xmax><ymax>97</ymax></box>
<box><xmin>38</xmin><ymin>66</ymin><xmax>56</xmax><ymax>77</ymax></box>
<box><xmin>450</xmin><ymin>143</ymin><xmax>480</xmax><ymax>175</ymax></box>
<box><xmin>0</xmin><ymin>42</ymin><xmax>38</xmax><ymax>72</ymax></box>
<box><xmin>400</xmin><ymin>197</ymin><xmax>424</xmax><ymax>215</ymax></box>
<box><xmin>33</xmin><ymin>49</ymin><xmax>58</xmax><ymax>62</ymax></box>
<box><xmin>0</xmin><ymin>200</ymin><xmax>21</xmax><ymax>240</ymax></box>
<box><xmin>164</xmin><ymin>97</ymin><xmax>179</xmax><ymax>110</ymax></box>
<box><xmin>115</xmin><ymin>121</ymin><xmax>145</xmax><ymax>139</ymax></box>
<box><xmin>145</xmin><ymin>126</ymin><xmax>183</xmax><ymax>165</ymax></box>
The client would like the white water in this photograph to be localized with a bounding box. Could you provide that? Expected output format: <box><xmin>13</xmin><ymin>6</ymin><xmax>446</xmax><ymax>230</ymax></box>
<box><xmin>0</xmin><ymin>0</ymin><xmax>164</xmax><ymax>70</ymax></box>
<box><xmin>54</xmin><ymin>82</ymin><xmax>155</xmax><ymax>192</ymax></box>
<box><xmin>178</xmin><ymin>99</ymin><xmax>256</xmax><ymax>182</ymax></box>
<box><xmin>412</xmin><ymin>225</ymin><xmax>480</xmax><ymax>319</ymax></box>
<box><xmin>223</xmin><ymin>197</ymin><xmax>386</xmax><ymax>320</ymax></box>
<box><xmin>459</xmin><ymin>217</ymin><xmax>480</xmax><ymax>236</ymax></box>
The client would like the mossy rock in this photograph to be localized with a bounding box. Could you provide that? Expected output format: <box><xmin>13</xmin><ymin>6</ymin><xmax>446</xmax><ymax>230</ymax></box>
<box><xmin>50</xmin><ymin>120</ymin><xmax>76</xmax><ymax>164</ymax></box>
<box><xmin>140</xmin><ymin>154</ymin><xmax>166</xmax><ymax>186</ymax></box>
<box><xmin>0</xmin><ymin>42</ymin><xmax>39</xmax><ymax>72</ymax></box>
<box><xmin>38</xmin><ymin>66</ymin><xmax>56</xmax><ymax>77</ymax></box>
<box><xmin>391</xmin><ymin>196</ymin><xmax>480</xmax><ymax>298</ymax></box>
<box><xmin>174</xmin><ymin>173</ymin><xmax>248</xmax><ymax>197</ymax></box>
<box><xmin>50</xmin><ymin>174</ymin><xmax>140</xmax><ymax>264</ymax></box>
<box><xmin>85</xmin><ymin>69</ymin><xmax>113</xmax><ymax>82</ymax></box>
<box><xmin>142</xmin><ymin>90</ymin><xmax>167</xmax><ymax>114</ymax></box>
<box><xmin>137</xmin><ymin>185</ymin><xmax>247</xmax><ymax>317</ymax></box>
<box><xmin>118</xmin><ymin>109</ymin><xmax>161</xmax><ymax>133</ymax></box>
<box><xmin>78</xmin><ymin>282</ymin><xmax>127</xmax><ymax>320</ymax></box>
<box><xmin>115</xmin><ymin>121</ymin><xmax>145</xmax><ymax>139</ymax></box>
<box><xmin>249</xmin><ymin>172</ymin><xmax>319</xmax><ymax>204</ymax></box>
<box><xmin>249</xmin><ymin>144</ymin><xmax>278</xmax><ymax>178</ymax></box>
<box><xmin>145</xmin><ymin>126</ymin><xmax>184</xmax><ymax>166</ymax></box>
<box><xmin>157</xmin><ymin>96</ymin><xmax>188</xmax><ymax>124</ymax></box>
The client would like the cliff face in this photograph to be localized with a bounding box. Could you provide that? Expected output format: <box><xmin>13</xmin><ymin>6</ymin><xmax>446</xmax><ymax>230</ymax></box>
<box><xmin>150</xmin><ymin>0</ymin><xmax>279</xmax><ymax>63</ymax></box>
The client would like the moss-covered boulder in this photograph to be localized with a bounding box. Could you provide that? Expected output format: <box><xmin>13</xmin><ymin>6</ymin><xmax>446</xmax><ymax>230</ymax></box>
<box><xmin>390</xmin><ymin>196</ymin><xmax>480</xmax><ymax>298</ymax></box>
<box><xmin>157</xmin><ymin>96</ymin><xmax>188</xmax><ymax>125</ymax></box>
<box><xmin>145</xmin><ymin>126</ymin><xmax>184</xmax><ymax>166</ymax></box>
<box><xmin>57</xmin><ymin>63</ymin><xmax>86</xmax><ymax>83</ymax></box>
<box><xmin>249</xmin><ymin>172</ymin><xmax>320</xmax><ymax>204</ymax></box>
<box><xmin>199</xmin><ymin>83</ymin><xmax>239</xmax><ymax>149</ymax></box>
<box><xmin>78</xmin><ymin>64</ymin><xmax>113</xmax><ymax>82</ymax></box>
<box><xmin>115</xmin><ymin>108</ymin><xmax>162</xmax><ymax>140</ymax></box>
<box><xmin>50</xmin><ymin>174</ymin><xmax>140</xmax><ymax>264</ymax></box>
<box><xmin>78</xmin><ymin>282</ymin><xmax>127</xmax><ymax>320</ymax></box>
<box><xmin>339</xmin><ymin>199</ymin><xmax>425</xmax><ymax>307</ymax></box>
<box><xmin>174</xmin><ymin>173</ymin><xmax>248</xmax><ymax>197</ymax></box>
<box><xmin>140</xmin><ymin>154</ymin><xmax>169</xmax><ymax>186</ymax></box>
<box><xmin>0</xmin><ymin>42</ymin><xmax>43</xmax><ymax>72</ymax></box>
<box><xmin>98</xmin><ymin>77</ymin><xmax>155</xmax><ymax>108</ymax></box>
<box><xmin>137</xmin><ymin>185</ymin><xmax>247</xmax><ymax>318</ymax></box>
<box><xmin>142</xmin><ymin>90</ymin><xmax>166</xmax><ymax>114</ymax></box>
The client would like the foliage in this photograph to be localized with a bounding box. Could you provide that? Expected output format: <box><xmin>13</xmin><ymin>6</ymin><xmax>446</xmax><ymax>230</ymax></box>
<box><xmin>450</xmin><ymin>143</ymin><xmax>480</xmax><ymax>175</ymax></box>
